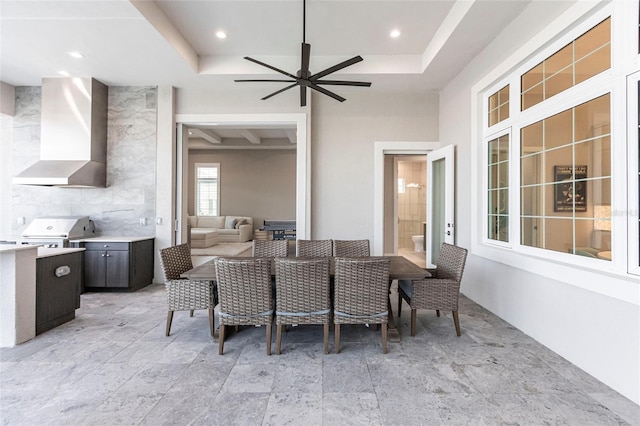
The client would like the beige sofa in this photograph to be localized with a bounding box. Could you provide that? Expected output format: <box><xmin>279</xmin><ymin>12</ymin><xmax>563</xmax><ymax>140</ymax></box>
<box><xmin>188</xmin><ymin>215</ymin><xmax>254</xmax><ymax>243</ymax></box>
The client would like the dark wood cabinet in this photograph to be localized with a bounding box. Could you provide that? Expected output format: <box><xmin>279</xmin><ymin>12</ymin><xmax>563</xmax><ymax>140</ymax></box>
<box><xmin>73</xmin><ymin>238</ymin><xmax>153</xmax><ymax>291</ymax></box>
<box><xmin>36</xmin><ymin>251</ymin><xmax>83</xmax><ymax>335</ymax></box>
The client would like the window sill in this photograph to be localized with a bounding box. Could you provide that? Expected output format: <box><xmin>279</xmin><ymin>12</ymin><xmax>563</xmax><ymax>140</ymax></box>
<box><xmin>472</xmin><ymin>242</ymin><xmax>639</xmax><ymax>305</ymax></box>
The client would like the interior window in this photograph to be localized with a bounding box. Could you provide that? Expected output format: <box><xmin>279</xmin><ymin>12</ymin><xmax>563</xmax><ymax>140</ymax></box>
<box><xmin>521</xmin><ymin>18</ymin><xmax>611</xmax><ymax>111</ymax></box>
<box><xmin>196</xmin><ymin>164</ymin><xmax>220</xmax><ymax>216</ymax></box>
<box><xmin>488</xmin><ymin>85</ymin><xmax>509</xmax><ymax>126</ymax></box>
<box><xmin>487</xmin><ymin>134</ymin><xmax>510</xmax><ymax>242</ymax></box>
<box><xmin>520</xmin><ymin>94</ymin><xmax>611</xmax><ymax>259</ymax></box>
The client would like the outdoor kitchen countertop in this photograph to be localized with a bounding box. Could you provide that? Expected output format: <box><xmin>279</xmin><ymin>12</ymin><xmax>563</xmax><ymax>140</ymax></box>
<box><xmin>69</xmin><ymin>236</ymin><xmax>154</xmax><ymax>243</ymax></box>
<box><xmin>0</xmin><ymin>244</ymin><xmax>38</xmax><ymax>254</ymax></box>
<box><xmin>36</xmin><ymin>247</ymin><xmax>85</xmax><ymax>259</ymax></box>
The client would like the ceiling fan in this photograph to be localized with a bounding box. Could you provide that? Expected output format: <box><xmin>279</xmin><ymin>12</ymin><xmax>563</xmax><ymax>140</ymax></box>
<box><xmin>234</xmin><ymin>0</ymin><xmax>371</xmax><ymax>107</ymax></box>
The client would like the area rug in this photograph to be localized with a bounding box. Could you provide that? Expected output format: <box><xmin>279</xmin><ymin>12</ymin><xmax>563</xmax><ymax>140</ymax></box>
<box><xmin>191</xmin><ymin>242</ymin><xmax>252</xmax><ymax>257</ymax></box>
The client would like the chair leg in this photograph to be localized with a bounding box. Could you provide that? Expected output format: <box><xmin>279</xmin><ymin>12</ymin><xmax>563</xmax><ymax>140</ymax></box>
<box><xmin>218</xmin><ymin>325</ymin><xmax>226</xmax><ymax>355</ymax></box>
<box><xmin>436</xmin><ymin>310</ymin><xmax>440</xmax><ymax>317</ymax></box>
<box><xmin>266</xmin><ymin>323</ymin><xmax>272</xmax><ymax>356</ymax></box>
<box><xmin>452</xmin><ymin>310</ymin><xmax>461</xmax><ymax>337</ymax></box>
<box><xmin>165</xmin><ymin>311</ymin><xmax>174</xmax><ymax>336</ymax></box>
<box><xmin>323</xmin><ymin>323</ymin><xmax>329</xmax><ymax>354</ymax></box>
<box><xmin>335</xmin><ymin>324</ymin><xmax>341</xmax><ymax>354</ymax></box>
<box><xmin>381</xmin><ymin>323</ymin><xmax>388</xmax><ymax>354</ymax></box>
<box><xmin>397</xmin><ymin>291</ymin><xmax>402</xmax><ymax>318</ymax></box>
<box><xmin>276</xmin><ymin>323</ymin><xmax>283</xmax><ymax>355</ymax></box>
<box><xmin>208</xmin><ymin>308</ymin><xmax>214</xmax><ymax>339</ymax></box>
<box><xmin>410</xmin><ymin>309</ymin><xmax>416</xmax><ymax>336</ymax></box>
<box><xmin>190</xmin><ymin>309</ymin><xmax>194</xmax><ymax>317</ymax></box>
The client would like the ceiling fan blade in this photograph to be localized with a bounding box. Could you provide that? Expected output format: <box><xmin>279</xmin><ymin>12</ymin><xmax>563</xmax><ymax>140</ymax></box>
<box><xmin>261</xmin><ymin>83</ymin><xmax>298</xmax><ymax>101</ymax></box>
<box><xmin>300</xmin><ymin>86</ymin><xmax>307</xmax><ymax>107</ymax></box>
<box><xmin>234</xmin><ymin>79</ymin><xmax>296</xmax><ymax>83</ymax></box>
<box><xmin>301</xmin><ymin>43</ymin><xmax>311</xmax><ymax>76</ymax></box>
<box><xmin>314</xmin><ymin>80</ymin><xmax>371</xmax><ymax>87</ymax></box>
<box><xmin>244</xmin><ymin>57</ymin><xmax>298</xmax><ymax>79</ymax></box>
<box><xmin>309</xmin><ymin>83</ymin><xmax>346</xmax><ymax>102</ymax></box>
<box><xmin>310</xmin><ymin>56</ymin><xmax>363</xmax><ymax>81</ymax></box>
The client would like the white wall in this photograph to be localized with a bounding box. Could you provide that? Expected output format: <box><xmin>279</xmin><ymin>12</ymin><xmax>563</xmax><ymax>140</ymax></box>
<box><xmin>439</xmin><ymin>0</ymin><xmax>639</xmax><ymax>404</ymax></box>
<box><xmin>176</xmin><ymin>86</ymin><xmax>440</xmax><ymax>241</ymax></box>
<box><xmin>311</xmin><ymin>90</ymin><xmax>438</xmax><ymax>240</ymax></box>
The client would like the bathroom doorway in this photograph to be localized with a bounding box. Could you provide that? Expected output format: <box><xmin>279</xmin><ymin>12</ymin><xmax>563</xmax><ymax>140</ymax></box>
<box><xmin>394</xmin><ymin>155</ymin><xmax>427</xmax><ymax>268</ymax></box>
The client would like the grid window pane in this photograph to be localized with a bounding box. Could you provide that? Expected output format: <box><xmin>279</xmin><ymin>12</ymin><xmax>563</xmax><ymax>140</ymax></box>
<box><xmin>521</xmin><ymin>185</ymin><xmax>543</xmax><ymax>216</ymax></box>
<box><xmin>545</xmin><ymin>44</ymin><xmax>572</xmax><ymax>76</ymax></box>
<box><xmin>488</xmin><ymin>85</ymin><xmax>509</xmax><ymax>126</ymax></box>
<box><xmin>522</xmin><ymin>63</ymin><xmax>543</xmax><ymax>92</ymax></box>
<box><xmin>520</xmin><ymin>94</ymin><xmax>611</xmax><ymax>259</ymax></box>
<box><xmin>521</xmin><ymin>17</ymin><xmax>610</xmax><ymax>110</ymax></box>
<box><xmin>544</xmin><ymin>109</ymin><xmax>573</xmax><ymax>150</ymax></box>
<box><xmin>521</xmin><ymin>153</ymin><xmax>542</xmax><ymax>186</ymax></box>
<box><xmin>196</xmin><ymin>164</ymin><xmax>219</xmax><ymax>216</ymax></box>
<box><xmin>487</xmin><ymin>134</ymin><xmax>509</xmax><ymax>242</ymax></box>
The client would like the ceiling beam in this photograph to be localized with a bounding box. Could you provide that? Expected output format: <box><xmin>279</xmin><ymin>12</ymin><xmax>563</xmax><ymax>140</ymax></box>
<box><xmin>421</xmin><ymin>0</ymin><xmax>475</xmax><ymax>72</ymax></box>
<box><xmin>285</xmin><ymin>129</ymin><xmax>297</xmax><ymax>145</ymax></box>
<box><xmin>237</xmin><ymin>129</ymin><xmax>261</xmax><ymax>144</ymax></box>
<box><xmin>130</xmin><ymin>0</ymin><xmax>199</xmax><ymax>73</ymax></box>
<box><xmin>189</xmin><ymin>128</ymin><xmax>221</xmax><ymax>144</ymax></box>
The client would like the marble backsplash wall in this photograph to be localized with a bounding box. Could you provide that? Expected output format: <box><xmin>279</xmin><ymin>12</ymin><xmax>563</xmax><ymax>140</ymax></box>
<box><xmin>10</xmin><ymin>86</ymin><xmax>157</xmax><ymax>237</ymax></box>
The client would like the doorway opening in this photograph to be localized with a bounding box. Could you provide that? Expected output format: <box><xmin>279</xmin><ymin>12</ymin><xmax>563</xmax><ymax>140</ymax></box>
<box><xmin>373</xmin><ymin>141</ymin><xmax>439</xmax><ymax>260</ymax></box>
<box><xmin>394</xmin><ymin>155</ymin><xmax>427</xmax><ymax>268</ymax></box>
<box><xmin>174</xmin><ymin>113</ymin><xmax>309</xmax><ymax>249</ymax></box>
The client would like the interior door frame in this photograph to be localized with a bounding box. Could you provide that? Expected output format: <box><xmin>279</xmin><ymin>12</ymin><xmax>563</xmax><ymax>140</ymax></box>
<box><xmin>373</xmin><ymin>141</ymin><xmax>441</xmax><ymax>256</ymax></box>
<box><xmin>426</xmin><ymin>144</ymin><xmax>455</xmax><ymax>267</ymax></box>
<box><xmin>175</xmin><ymin>113</ymin><xmax>310</xmax><ymax>244</ymax></box>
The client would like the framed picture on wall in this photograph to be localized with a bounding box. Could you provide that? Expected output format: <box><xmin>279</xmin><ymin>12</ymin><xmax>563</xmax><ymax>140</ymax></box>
<box><xmin>554</xmin><ymin>165</ymin><xmax>587</xmax><ymax>212</ymax></box>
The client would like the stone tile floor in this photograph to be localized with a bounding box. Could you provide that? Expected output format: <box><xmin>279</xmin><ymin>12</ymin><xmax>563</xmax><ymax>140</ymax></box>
<box><xmin>1</xmin><ymin>283</ymin><xmax>638</xmax><ymax>425</ymax></box>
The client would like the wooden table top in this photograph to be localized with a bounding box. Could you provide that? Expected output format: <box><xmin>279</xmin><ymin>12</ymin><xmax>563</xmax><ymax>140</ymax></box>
<box><xmin>181</xmin><ymin>256</ymin><xmax>430</xmax><ymax>281</ymax></box>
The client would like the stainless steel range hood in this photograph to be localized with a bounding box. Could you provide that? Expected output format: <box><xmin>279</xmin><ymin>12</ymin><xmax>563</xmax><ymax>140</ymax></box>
<box><xmin>13</xmin><ymin>77</ymin><xmax>108</xmax><ymax>187</ymax></box>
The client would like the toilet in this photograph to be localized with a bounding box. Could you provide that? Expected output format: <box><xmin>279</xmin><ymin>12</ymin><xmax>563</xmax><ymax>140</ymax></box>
<box><xmin>412</xmin><ymin>235</ymin><xmax>424</xmax><ymax>252</ymax></box>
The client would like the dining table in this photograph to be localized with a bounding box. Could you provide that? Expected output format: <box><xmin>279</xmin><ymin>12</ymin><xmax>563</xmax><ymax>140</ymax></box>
<box><xmin>181</xmin><ymin>256</ymin><xmax>431</xmax><ymax>341</ymax></box>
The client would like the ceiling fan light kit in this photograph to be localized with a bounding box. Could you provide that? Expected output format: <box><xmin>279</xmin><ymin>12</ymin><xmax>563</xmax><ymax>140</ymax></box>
<box><xmin>234</xmin><ymin>0</ymin><xmax>371</xmax><ymax>107</ymax></box>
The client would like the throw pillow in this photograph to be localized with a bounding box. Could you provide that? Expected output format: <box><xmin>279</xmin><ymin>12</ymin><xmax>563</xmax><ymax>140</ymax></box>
<box><xmin>225</xmin><ymin>217</ymin><xmax>237</xmax><ymax>229</ymax></box>
<box><xmin>234</xmin><ymin>218</ymin><xmax>246</xmax><ymax>229</ymax></box>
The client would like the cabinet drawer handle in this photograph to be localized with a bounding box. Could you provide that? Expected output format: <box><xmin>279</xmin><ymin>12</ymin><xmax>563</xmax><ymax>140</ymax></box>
<box><xmin>106</xmin><ymin>254</ymin><xmax>110</xmax><ymax>257</ymax></box>
<box><xmin>103</xmin><ymin>244</ymin><xmax>109</xmax><ymax>248</ymax></box>
<box><xmin>101</xmin><ymin>253</ymin><xmax>105</xmax><ymax>257</ymax></box>
<box><xmin>55</xmin><ymin>266</ymin><xmax>71</xmax><ymax>277</ymax></box>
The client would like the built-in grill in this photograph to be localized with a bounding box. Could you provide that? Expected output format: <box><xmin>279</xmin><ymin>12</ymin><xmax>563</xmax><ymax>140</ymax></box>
<box><xmin>20</xmin><ymin>216</ymin><xmax>96</xmax><ymax>248</ymax></box>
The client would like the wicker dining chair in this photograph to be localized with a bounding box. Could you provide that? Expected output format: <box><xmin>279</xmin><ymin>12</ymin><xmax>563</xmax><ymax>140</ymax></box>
<box><xmin>333</xmin><ymin>257</ymin><xmax>391</xmax><ymax>354</ymax></box>
<box><xmin>214</xmin><ymin>257</ymin><xmax>274</xmax><ymax>355</ymax></box>
<box><xmin>397</xmin><ymin>243</ymin><xmax>468</xmax><ymax>336</ymax></box>
<box><xmin>275</xmin><ymin>258</ymin><xmax>331</xmax><ymax>354</ymax></box>
<box><xmin>332</xmin><ymin>239</ymin><xmax>370</xmax><ymax>257</ymax></box>
<box><xmin>253</xmin><ymin>239</ymin><xmax>288</xmax><ymax>257</ymax></box>
<box><xmin>296</xmin><ymin>239</ymin><xmax>333</xmax><ymax>257</ymax></box>
<box><xmin>159</xmin><ymin>243</ymin><xmax>215</xmax><ymax>338</ymax></box>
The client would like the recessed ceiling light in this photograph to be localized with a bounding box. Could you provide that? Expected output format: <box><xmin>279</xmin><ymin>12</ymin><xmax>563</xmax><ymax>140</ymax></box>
<box><xmin>216</xmin><ymin>31</ymin><xmax>227</xmax><ymax>39</ymax></box>
<box><xmin>58</xmin><ymin>70</ymin><xmax>71</xmax><ymax>76</ymax></box>
<box><xmin>390</xmin><ymin>29</ymin><xmax>401</xmax><ymax>38</ymax></box>
<box><xmin>68</xmin><ymin>51</ymin><xmax>84</xmax><ymax>59</ymax></box>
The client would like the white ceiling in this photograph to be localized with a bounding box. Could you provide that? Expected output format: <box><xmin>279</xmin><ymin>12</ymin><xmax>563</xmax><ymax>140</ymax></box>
<box><xmin>0</xmin><ymin>0</ymin><xmax>536</xmax><ymax>144</ymax></box>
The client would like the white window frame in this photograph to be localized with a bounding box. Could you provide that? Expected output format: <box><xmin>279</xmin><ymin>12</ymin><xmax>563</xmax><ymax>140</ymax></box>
<box><xmin>483</xmin><ymin>128</ymin><xmax>513</xmax><ymax>249</ymax></box>
<box><xmin>477</xmin><ymin>3</ymin><xmax>638</xmax><ymax>278</ymax></box>
<box><xmin>195</xmin><ymin>163</ymin><xmax>220</xmax><ymax>217</ymax></box>
<box><xmin>628</xmin><ymin>71</ymin><xmax>640</xmax><ymax>276</ymax></box>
